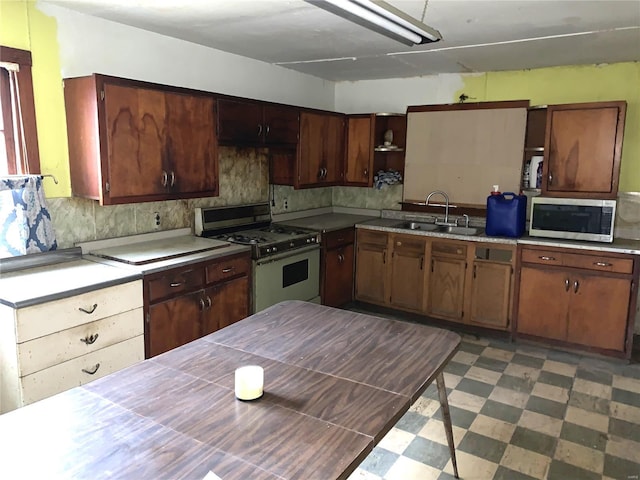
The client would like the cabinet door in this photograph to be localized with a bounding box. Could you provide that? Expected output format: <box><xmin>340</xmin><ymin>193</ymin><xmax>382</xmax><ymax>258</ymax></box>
<box><xmin>323</xmin><ymin>244</ymin><xmax>354</xmax><ymax>308</ymax></box>
<box><xmin>545</xmin><ymin>104</ymin><xmax>624</xmax><ymax>196</ymax></box>
<box><xmin>469</xmin><ymin>261</ymin><xmax>511</xmax><ymax>329</ymax></box>
<box><xmin>389</xmin><ymin>236</ymin><xmax>426</xmax><ymax>312</ymax></box>
<box><xmin>345</xmin><ymin>115</ymin><xmax>373</xmax><ymax>185</ymax></box>
<box><xmin>104</xmin><ymin>83</ymin><xmax>166</xmax><ymax>199</ymax></box>
<box><xmin>264</xmin><ymin>105</ymin><xmax>299</xmax><ymax>145</ymax></box>
<box><xmin>428</xmin><ymin>256</ymin><xmax>466</xmax><ymax>320</ymax></box>
<box><xmin>165</xmin><ymin>92</ymin><xmax>217</xmax><ymax>195</ymax></box>
<box><xmin>216</xmin><ymin>99</ymin><xmax>263</xmax><ymax>144</ymax></box>
<box><xmin>298</xmin><ymin>112</ymin><xmax>325</xmax><ymax>186</ymax></box>
<box><xmin>355</xmin><ymin>242</ymin><xmax>387</xmax><ymax>305</ymax></box>
<box><xmin>209</xmin><ymin>276</ymin><xmax>250</xmax><ymax>332</ymax></box>
<box><xmin>566</xmin><ymin>273</ymin><xmax>631</xmax><ymax>351</ymax></box>
<box><xmin>516</xmin><ymin>266</ymin><xmax>568</xmax><ymax>341</ymax></box>
<box><xmin>147</xmin><ymin>291</ymin><xmax>203</xmax><ymax>357</ymax></box>
<box><xmin>324</xmin><ymin>114</ymin><xmax>345</xmax><ymax>183</ymax></box>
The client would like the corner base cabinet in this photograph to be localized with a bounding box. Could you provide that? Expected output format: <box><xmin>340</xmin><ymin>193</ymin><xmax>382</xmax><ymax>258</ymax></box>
<box><xmin>515</xmin><ymin>245</ymin><xmax>639</xmax><ymax>358</ymax></box>
<box><xmin>144</xmin><ymin>252</ymin><xmax>251</xmax><ymax>358</ymax></box>
<box><xmin>0</xmin><ymin>281</ymin><xmax>144</xmax><ymax>414</ymax></box>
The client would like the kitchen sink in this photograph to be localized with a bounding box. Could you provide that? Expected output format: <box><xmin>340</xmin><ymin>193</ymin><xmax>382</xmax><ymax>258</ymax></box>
<box><xmin>396</xmin><ymin>221</ymin><xmax>483</xmax><ymax>236</ymax></box>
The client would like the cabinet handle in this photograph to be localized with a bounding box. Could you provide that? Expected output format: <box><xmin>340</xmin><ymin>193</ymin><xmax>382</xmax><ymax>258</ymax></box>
<box><xmin>338</xmin><ymin>253</ymin><xmax>344</xmax><ymax>263</ymax></box>
<box><xmin>574</xmin><ymin>280</ymin><xmax>580</xmax><ymax>293</ymax></box>
<box><xmin>382</xmin><ymin>250</ymin><xmax>386</xmax><ymax>264</ymax></box>
<box><xmin>206</xmin><ymin>296</ymin><xmax>212</xmax><ymax>309</ymax></box>
<box><xmin>265</xmin><ymin>125</ymin><xmax>270</xmax><ymax>136</ymax></box>
<box><xmin>161</xmin><ymin>170</ymin><xmax>168</xmax><ymax>187</ymax></box>
<box><xmin>565</xmin><ymin>278</ymin><xmax>570</xmax><ymax>291</ymax></box>
<box><xmin>257</xmin><ymin>124</ymin><xmax>263</xmax><ymax>137</ymax></box>
<box><xmin>473</xmin><ymin>264</ymin><xmax>477</xmax><ymax>278</ymax></box>
<box><xmin>169</xmin><ymin>171</ymin><xmax>175</xmax><ymax>187</ymax></box>
<box><xmin>548</xmin><ymin>172</ymin><xmax>553</xmax><ymax>185</ymax></box>
<box><xmin>82</xmin><ymin>363</ymin><xmax>100</xmax><ymax>375</ymax></box>
<box><xmin>539</xmin><ymin>255</ymin><xmax>556</xmax><ymax>261</ymax></box>
<box><xmin>199</xmin><ymin>298</ymin><xmax>206</xmax><ymax>311</ymax></box>
<box><xmin>594</xmin><ymin>261</ymin><xmax>612</xmax><ymax>267</ymax></box>
<box><xmin>420</xmin><ymin>256</ymin><xmax>424</xmax><ymax>270</ymax></box>
<box><xmin>431</xmin><ymin>258</ymin><xmax>434</xmax><ymax>273</ymax></box>
<box><xmin>170</xmin><ymin>281</ymin><xmax>184</xmax><ymax>288</ymax></box>
<box><xmin>222</xmin><ymin>267</ymin><xmax>234</xmax><ymax>273</ymax></box>
<box><xmin>80</xmin><ymin>333</ymin><xmax>99</xmax><ymax>345</ymax></box>
<box><xmin>78</xmin><ymin>303</ymin><xmax>98</xmax><ymax>314</ymax></box>
<box><xmin>363</xmin><ymin>168</ymin><xmax>368</xmax><ymax>177</ymax></box>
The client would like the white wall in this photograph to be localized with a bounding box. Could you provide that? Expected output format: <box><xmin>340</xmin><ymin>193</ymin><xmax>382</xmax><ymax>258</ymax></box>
<box><xmin>334</xmin><ymin>74</ymin><xmax>466</xmax><ymax>114</ymax></box>
<box><xmin>39</xmin><ymin>3</ymin><xmax>336</xmax><ymax>111</ymax></box>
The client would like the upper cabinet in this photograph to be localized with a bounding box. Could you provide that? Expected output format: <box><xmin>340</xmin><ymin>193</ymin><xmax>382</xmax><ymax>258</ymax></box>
<box><xmin>344</xmin><ymin>113</ymin><xmax>406</xmax><ymax>187</ymax></box>
<box><xmin>64</xmin><ymin>74</ymin><xmax>218</xmax><ymax>205</ymax></box>
<box><xmin>297</xmin><ymin>111</ymin><xmax>345</xmax><ymax>187</ymax></box>
<box><xmin>217</xmin><ymin>99</ymin><xmax>299</xmax><ymax>146</ymax></box>
<box><xmin>542</xmin><ymin>101</ymin><xmax>626</xmax><ymax>199</ymax></box>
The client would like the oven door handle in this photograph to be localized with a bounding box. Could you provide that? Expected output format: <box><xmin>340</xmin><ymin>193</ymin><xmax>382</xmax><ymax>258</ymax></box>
<box><xmin>254</xmin><ymin>244</ymin><xmax>320</xmax><ymax>266</ymax></box>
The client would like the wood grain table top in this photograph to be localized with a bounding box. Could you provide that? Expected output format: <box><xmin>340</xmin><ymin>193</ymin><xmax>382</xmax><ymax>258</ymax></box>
<box><xmin>0</xmin><ymin>300</ymin><xmax>460</xmax><ymax>480</ymax></box>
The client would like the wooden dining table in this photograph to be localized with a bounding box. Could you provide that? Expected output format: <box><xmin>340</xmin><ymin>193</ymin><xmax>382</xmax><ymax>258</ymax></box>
<box><xmin>0</xmin><ymin>300</ymin><xmax>461</xmax><ymax>480</ymax></box>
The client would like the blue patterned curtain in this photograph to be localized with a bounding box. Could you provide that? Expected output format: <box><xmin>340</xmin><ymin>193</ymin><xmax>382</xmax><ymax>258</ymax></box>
<box><xmin>0</xmin><ymin>175</ymin><xmax>57</xmax><ymax>257</ymax></box>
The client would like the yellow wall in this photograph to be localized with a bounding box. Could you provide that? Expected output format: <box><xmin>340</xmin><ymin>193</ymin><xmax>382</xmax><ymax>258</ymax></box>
<box><xmin>457</xmin><ymin>63</ymin><xmax>640</xmax><ymax>192</ymax></box>
<box><xmin>0</xmin><ymin>0</ymin><xmax>69</xmax><ymax>197</ymax></box>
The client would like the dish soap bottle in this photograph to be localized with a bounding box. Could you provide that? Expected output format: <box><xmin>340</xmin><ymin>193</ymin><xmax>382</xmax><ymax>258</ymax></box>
<box><xmin>491</xmin><ymin>185</ymin><xmax>501</xmax><ymax>196</ymax></box>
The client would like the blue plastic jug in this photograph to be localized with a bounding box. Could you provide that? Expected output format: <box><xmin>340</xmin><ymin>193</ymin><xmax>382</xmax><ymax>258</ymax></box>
<box><xmin>485</xmin><ymin>192</ymin><xmax>527</xmax><ymax>238</ymax></box>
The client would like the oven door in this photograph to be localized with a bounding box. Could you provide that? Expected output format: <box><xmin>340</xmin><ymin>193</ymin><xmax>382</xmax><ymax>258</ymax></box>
<box><xmin>253</xmin><ymin>245</ymin><xmax>320</xmax><ymax>313</ymax></box>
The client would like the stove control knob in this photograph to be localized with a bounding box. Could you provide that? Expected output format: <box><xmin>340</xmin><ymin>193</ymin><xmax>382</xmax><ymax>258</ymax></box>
<box><xmin>266</xmin><ymin>247</ymin><xmax>271</xmax><ymax>253</ymax></box>
<box><xmin>273</xmin><ymin>246</ymin><xmax>278</xmax><ymax>252</ymax></box>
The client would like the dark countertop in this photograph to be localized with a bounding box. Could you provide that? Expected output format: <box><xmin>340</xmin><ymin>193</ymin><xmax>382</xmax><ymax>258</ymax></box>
<box><xmin>0</xmin><ymin>301</ymin><xmax>460</xmax><ymax>480</ymax></box>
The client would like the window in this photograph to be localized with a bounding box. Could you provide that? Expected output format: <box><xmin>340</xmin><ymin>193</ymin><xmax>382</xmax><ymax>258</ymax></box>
<box><xmin>0</xmin><ymin>46</ymin><xmax>40</xmax><ymax>175</ymax></box>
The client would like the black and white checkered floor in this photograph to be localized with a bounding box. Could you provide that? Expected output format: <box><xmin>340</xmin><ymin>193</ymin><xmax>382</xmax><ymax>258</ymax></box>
<box><xmin>347</xmin><ymin>332</ymin><xmax>640</xmax><ymax>480</ymax></box>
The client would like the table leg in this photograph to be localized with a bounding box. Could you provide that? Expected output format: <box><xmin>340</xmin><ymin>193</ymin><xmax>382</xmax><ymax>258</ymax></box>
<box><xmin>436</xmin><ymin>372</ymin><xmax>459</xmax><ymax>479</ymax></box>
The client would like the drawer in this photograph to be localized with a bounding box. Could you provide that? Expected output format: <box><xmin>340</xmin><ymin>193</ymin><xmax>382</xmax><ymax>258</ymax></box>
<box><xmin>357</xmin><ymin>229</ymin><xmax>387</xmax><ymax>247</ymax></box>
<box><xmin>521</xmin><ymin>248</ymin><xmax>564</xmax><ymax>266</ymax></box>
<box><xmin>432</xmin><ymin>241</ymin><xmax>467</xmax><ymax>258</ymax></box>
<box><xmin>17</xmin><ymin>308</ymin><xmax>143</xmax><ymax>377</ymax></box>
<box><xmin>562</xmin><ymin>252</ymin><xmax>633</xmax><ymax>274</ymax></box>
<box><xmin>206</xmin><ymin>254</ymin><xmax>251</xmax><ymax>284</ymax></box>
<box><xmin>392</xmin><ymin>234</ymin><xmax>426</xmax><ymax>254</ymax></box>
<box><xmin>147</xmin><ymin>266</ymin><xmax>205</xmax><ymax>303</ymax></box>
<box><xmin>20</xmin><ymin>335</ymin><xmax>144</xmax><ymax>406</ymax></box>
<box><xmin>324</xmin><ymin>228</ymin><xmax>355</xmax><ymax>249</ymax></box>
<box><xmin>15</xmin><ymin>281</ymin><xmax>142</xmax><ymax>343</ymax></box>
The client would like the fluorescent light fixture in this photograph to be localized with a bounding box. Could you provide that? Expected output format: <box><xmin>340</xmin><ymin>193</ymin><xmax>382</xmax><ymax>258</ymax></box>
<box><xmin>309</xmin><ymin>0</ymin><xmax>441</xmax><ymax>46</ymax></box>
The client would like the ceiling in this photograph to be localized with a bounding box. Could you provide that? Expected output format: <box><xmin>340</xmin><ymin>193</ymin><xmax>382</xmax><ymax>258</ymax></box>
<box><xmin>43</xmin><ymin>0</ymin><xmax>640</xmax><ymax>82</ymax></box>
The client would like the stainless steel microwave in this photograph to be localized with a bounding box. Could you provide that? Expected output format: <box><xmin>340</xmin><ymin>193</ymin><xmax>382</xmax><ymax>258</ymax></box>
<box><xmin>529</xmin><ymin>197</ymin><xmax>616</xmax><ymax>243</ymax></box>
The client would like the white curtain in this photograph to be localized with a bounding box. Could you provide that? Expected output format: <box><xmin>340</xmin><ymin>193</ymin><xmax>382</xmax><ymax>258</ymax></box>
<box><xmin>0</xmin><ymin>175</ymin><xmax>57</xmax><ymax>257</ymax></box>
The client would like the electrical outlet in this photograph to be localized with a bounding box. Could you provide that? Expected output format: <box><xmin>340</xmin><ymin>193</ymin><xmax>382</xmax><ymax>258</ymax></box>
<box><xmin>284</xmin><ymin>199</ymin><xmax>288</xmax><ymax>210</ymax></box>
<box><xmin>153</xmin><ymin>212</ymin><xmax>161</xmax><ymax>230</ymax></box>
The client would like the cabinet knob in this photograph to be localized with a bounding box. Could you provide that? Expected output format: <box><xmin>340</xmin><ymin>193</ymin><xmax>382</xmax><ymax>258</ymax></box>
<box><xmin>539</xmin><ymin>255</ymin><xmax>556</xmax><ymax>261</ymax></box>
<box><xmin>594</xmin><ymin>261</ymin><xmax>612</xmax><ymax>267</ymax></box>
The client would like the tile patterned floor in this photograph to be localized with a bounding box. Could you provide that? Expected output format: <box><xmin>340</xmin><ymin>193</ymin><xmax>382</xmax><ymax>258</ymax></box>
<box><xmin>347</xmin><ymin>332</ymin><xmax>640</xmax><ymax>480</ymax></box>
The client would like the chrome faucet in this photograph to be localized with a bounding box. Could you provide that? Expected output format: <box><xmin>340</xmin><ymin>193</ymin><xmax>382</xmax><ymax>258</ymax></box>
<box><xmin>425</xmin><ymin>190</ymin><xmax>454</xmax><ymax>226</ymax></box>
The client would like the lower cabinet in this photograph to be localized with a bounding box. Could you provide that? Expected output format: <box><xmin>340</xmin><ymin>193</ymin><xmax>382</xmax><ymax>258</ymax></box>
<box><xmin>516</xmin><ymin>246</ymin><xmax>637</xmax><ymax>356</ymax></box>
<box><xmin>390</xmin><ymin>234</ymin><xmax>427</xmax><ymax>312</ymax></box>
<box><xmin>355</xmin><ymin>230</ymin><xmax>389</xmax><ymax>305</ymax></box>
<box><xmin>428</xmin><ymin>241</ymin><xmax>467</xmax><ymax>320</ymax></box>
<box><xmin>322</xmin><ymin>228</ymin><xmax>355</xmax><ymax>308</ymax></box>
<box><xmin>0</xmin><ymin>281</ymin><xmax>144</xmax><ymax>413</ymax></box>
<box><xmin>145</xmin><ymin>252</ymin><xmax>251</xmax><ymax>358</ymax></box>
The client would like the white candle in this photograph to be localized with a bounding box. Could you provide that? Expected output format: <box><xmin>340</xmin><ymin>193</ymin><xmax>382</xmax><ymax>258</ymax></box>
<box><xmin>234</xmin><ymin>365</ymin><xmax>264</xmax><ymax>401</ymax></box>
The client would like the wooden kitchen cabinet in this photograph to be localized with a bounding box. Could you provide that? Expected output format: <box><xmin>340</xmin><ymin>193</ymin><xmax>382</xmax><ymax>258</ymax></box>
<box><xmin>64</xmin><ymin>74</ymin><xmax>218</xmax><ymax>205</ymax></box>
<box><xmin>516</xmin><ymin>245</ymin><xmax>638</xmax><ymax>357</ymax></box>
<box><xmin>217</xmin><ymin>98</ymin><xmax>299</xmax><ymax>146</ymax></box>
<box><xmin>0</xmin><ymin>281</ymin><xmax>144</xmax><ymax>413</ymax></box>
<box><xmin>428</xmin><ymin>241</ymin><xmax>467</xmax><ymax>321</ymax></box>
<box><xmin>145</xmin><ymin>252</ymin><xmax>251</xmax><ymax>358</ymax></box>
<box><xmin>355</xmin><ymin>229</ymin><xmax>389</xmax><ymax>305</ymax></box>
<box><xmin>322</xmin><ymin>228</ymin><xmax>355</xmax><ymax>308</ymax></box>
<box><xmin>298</xmin><ymin>111</ymin><xmax>345</xmax><ymax>187</ymax></box>
<box><xmin>467</xmin><ymin>245</ymin><xmax>515</xmax><ymax>330</ymax></box>
<box><xmin>389</xmin><ymin>234</ymin><xmax>427</xmax><ymax>312</ymax></box>
<box><xmin>542</xmin><ymin>101</ymin><xmax>626</xmax><ymax>199</ymax></box>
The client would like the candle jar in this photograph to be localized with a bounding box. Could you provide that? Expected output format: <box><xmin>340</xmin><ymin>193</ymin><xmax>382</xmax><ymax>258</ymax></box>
<box><xmin>234</xmin><ymin>365</ymin><xmax>264</xmax><ymax>401</ymax></box>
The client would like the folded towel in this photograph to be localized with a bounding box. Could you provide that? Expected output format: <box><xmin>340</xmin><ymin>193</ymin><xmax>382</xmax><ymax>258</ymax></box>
<box><xmin>373</xmin><ymin>169</ymin><xmax>403</xmax><ymax>190</ymax></box>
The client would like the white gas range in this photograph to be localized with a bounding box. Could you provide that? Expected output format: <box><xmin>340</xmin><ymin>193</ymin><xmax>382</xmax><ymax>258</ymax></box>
<box><xmin>195</xmin><ymin>203</ymin><xmax>321</xmax><ymax>313</ymax></box>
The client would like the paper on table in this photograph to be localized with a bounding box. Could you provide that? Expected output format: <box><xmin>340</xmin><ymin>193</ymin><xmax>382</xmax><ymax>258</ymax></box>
<box><xmin>202</xmin><ymin>472</ymin><xmax>222</xmax><ymax>480</ymax></box>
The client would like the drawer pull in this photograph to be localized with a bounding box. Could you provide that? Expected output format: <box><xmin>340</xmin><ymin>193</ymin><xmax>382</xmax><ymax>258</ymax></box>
<box><xmin>594</xmin><ymin>261</ymin><xmax>612</xmax><ymax>267</ymax></box>
<box><xmin>206</xmin><ymin>296</ymin><xmax>212</xmax><ymax>309</ymax></box>
<box><xmin>199</xmin><ymin>298</ymin><xmax>206</xmax><ymax>311</ymax></box>
<box><xmin>574</xmin><ymin>280</ymin><xmax>580</xmax><ymax>293</ymax></box>
<box><xmin>80</xmin><ymin>333</ymin><xmax>99</xmax><ymax>345</ymax></box>
<box><xmin>565</xmin><ymin>278</ymin><xmax>570</xmax><ymax>291</ymax></box>
<box><xmin>170</xmin><ymin>281</ymin><xmax>184</xmax><ymax>288</ymax></box>
<box><xmin>222</xmin><ymin>267</ymin><xmax>234</xmax><ymax>273</ymax></box>
<box><xmin>78</xmin><ymin>304</ymin><xmax>98</xmax><ymax>314</ymax></box>
<box><xmin>82</xmin><ymin>363</ymin><xmax>100</xmax><ymax>375</ymax></box>
<box><xmin>539</xmin><ymin>256</ymin><xmax>556</xmax><ymax>261</ymax></box>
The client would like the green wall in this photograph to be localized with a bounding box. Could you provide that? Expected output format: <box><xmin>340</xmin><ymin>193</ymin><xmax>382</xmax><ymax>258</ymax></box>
<box><xmin>457</xmin><ymin>63</ymin><xmax>640</xmax><ymax>192</ymax></box>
